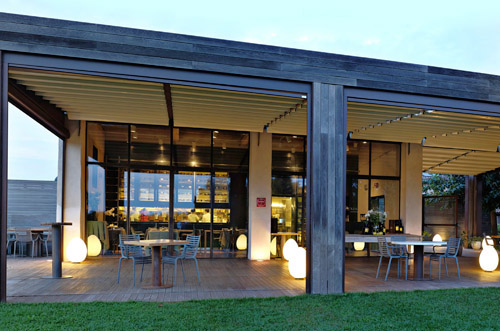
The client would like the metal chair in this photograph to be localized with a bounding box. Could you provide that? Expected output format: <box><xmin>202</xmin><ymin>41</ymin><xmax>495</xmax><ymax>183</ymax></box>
<box><xmin>13</xmin><ymin>230</ymin><xmax>38</xmax><ymax>258</ymax></box>
<box><xmin>40</xmin><ymin>231</ymin><xmax>52</xmax><ymax>256</ymax></box>
<box><xmin>117</xmin><ymin>234</ymin><xmax>151</xmax><ymax>286</ymax></box>
<box><xmin>7</xmin><ymin>232</ymin><xmax>16</xmax><ymax>255</ymax></box>
<box><xmin>428</xmin><ymin>237</ymin><xmax>461</xmax><ymax>280</ymax></box>
<box><xmin>162</xmin><ymin>234</ymin><xmax>201</xmax><ymax>286</ymax></box>
<box><xmin>376</xmin><ymin>237</ymin><xmax>408</xmax><ymax>281</ymax></box>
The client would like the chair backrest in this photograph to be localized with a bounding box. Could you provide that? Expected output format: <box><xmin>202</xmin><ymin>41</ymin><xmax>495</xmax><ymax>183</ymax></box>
<box><xmin>377</xmin><ymin>237</ymin><xmax>390</xmax><ymax>257</ymax></box>
<box><xmin>119</xmin><ymin>234</ymin><xmax>143</xmax><ymax>258</ymax></box>
<box><xmin>181</xmin><ymin>235</ymin><xmax>201</xmax><ymax>259</ymax></box>
<box><xmin>15</xmin><ymin>230</ymin><xmax>33</xmax><ymax>242</ymax></box>
<box><xmin>445</xmin><ymin>237</ymin><xmax>460</xmax><ymax>257</ymax></box>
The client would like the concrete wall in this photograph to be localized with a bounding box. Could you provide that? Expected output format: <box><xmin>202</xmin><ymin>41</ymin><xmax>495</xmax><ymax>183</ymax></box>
<box><xmin>62</xmin><ymin>120</ymin><xmax>86</xmax><ymax>260</ymax></box>
<box><xmin>248</xmin><ymin>132</ymin><xmax>272</xmax><ymax>260</ymax></box>
<box><xmin>400</xmin><ymin>143</ymin><xmax>423</xmax><ymax>235</ymax></box>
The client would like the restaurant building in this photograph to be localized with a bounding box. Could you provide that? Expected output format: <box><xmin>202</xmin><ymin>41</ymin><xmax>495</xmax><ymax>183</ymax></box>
<box><xmin>1</xmin><ymin>12</ymin><xmax>500</xmax><ymax>301</ymax></box>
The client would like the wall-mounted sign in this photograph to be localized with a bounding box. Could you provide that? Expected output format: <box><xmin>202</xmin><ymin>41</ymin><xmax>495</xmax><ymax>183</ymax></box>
<box><xmin>256</xmin><ymin>197</ymin><xmax>266</xmax><ymax>207</ymax></box>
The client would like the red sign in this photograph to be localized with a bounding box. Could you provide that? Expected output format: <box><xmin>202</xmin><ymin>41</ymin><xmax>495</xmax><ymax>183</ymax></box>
<box><xmin>256</xmin><ymin>197</ymin><xmax>266</xmax><ymax>207</ymax></box>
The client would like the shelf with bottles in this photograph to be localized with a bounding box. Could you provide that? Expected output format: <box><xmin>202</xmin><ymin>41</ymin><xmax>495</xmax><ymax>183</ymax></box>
<box><xmin>124</xmin><ymin>206</ymin><xmax>170</xmax><ymax>222</ymax></box>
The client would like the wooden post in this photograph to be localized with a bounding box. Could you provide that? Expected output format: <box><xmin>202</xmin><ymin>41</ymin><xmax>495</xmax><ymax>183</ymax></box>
<box><xmin>0</xmin><ymin>50</ymin><xmax>7</xmax><ymax>302</ymax></box>
<box><xmin>306</xmin><ymin>83</ymin><xmax>346</xmax><ymax>294</ymax></box>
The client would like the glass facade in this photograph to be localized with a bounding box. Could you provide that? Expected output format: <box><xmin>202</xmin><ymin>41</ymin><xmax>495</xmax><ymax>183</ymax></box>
<box><xmin>86</xmin><ymin>122</ymin><xmax>249</xmax><ymax>258</ymax></box>
<box><xmin>272</xmin><ymin>135</ymin><xmax>306</xmax><ymax>246</ymax></box>
<box><xmin>346</xmin><ymin>140</ymin><xmax>401</xmax><ymax>234</ymax></box>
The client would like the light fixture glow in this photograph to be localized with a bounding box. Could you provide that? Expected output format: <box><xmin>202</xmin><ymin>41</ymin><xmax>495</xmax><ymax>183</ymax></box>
<box><xmin>479</xmin><ymin>237</ymin><xmax>499</xmax><ymax>272</ymax></box>
<box><xmin>270</xmin><ymin>237</ymin><xmax>277</xmax><ymax>256</ymax></box>
<box><xmin>283</xmin><ymin>238</ymin><xmax>298</xmax><ymax>261</ymax></box>
<box><xmin>354</xmin><ymin>242</ymin><xmax>365</xmax><ymax>251</ymax></box>
<box><xmin>87</xmin><ymin>235</ymin><xmax>102</xmax><ymax>257</ymax></box>
<box><xmin>432</xmin><ymin>234</ymin><xmax>443</xmax><ymax>242</ymax></box>
<box><xmin>288</xmin><ymin>247</ymin><xmax>306</xmax><ymax>279</ymax></box>
<box><xmin>236</xmin><ymin>234</ymin><xmax>247</xmax><ymax>250</ymax></box>
<box><xmin>67</xmin><ymin>237</ymin><xmax>87</xmax><ymax>263</ymax></box>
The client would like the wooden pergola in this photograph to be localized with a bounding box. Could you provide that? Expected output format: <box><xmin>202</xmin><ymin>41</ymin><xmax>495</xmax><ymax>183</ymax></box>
<box><xmin>1</xmin><ymin>12</ymin><xmax>500</xmax><ymax>302</ymax></box>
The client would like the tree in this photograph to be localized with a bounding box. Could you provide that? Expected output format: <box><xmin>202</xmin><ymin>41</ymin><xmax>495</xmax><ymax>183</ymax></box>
<box><xmin>422</xmin><ymin>174</ymin><xmax>465</xmax><ymax>200</ymax></box>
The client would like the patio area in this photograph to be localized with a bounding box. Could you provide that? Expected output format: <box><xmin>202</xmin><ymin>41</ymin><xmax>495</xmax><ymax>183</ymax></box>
<box><xmin>6</xmin><ymin>249</ymin><xmax>500</xmax><ymax>303</ymax></box>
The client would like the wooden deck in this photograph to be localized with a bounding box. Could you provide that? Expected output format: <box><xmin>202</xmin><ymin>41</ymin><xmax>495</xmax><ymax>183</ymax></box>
<box><xmin>6</xmin><ymin>250</ymin><xmax>500</xmax><ymax>303</ymax></box>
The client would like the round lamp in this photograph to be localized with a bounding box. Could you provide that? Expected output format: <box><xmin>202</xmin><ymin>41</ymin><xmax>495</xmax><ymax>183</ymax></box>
<box><xmin>432</xmin><ymin>234</ymin><xmax>442</xmax><ymax>242</ymax></box>
<box><xmin>283</xmin><ymin>238</ymin><xmax>298</xmax><ymax>261</ymax></box>
<box><xmin>354</xmin><ymin>242</ymin><xmax>365</xmax><ymax>251</ymax></box>
<box><xmin>270</xmin><ymin>237</ymin><xmax>277</xmax><ymax>256</ymax></box>
<box><xmin>67</xmin><ymin>237</ymin><xmax>87</xmax><ymax>263</ymax></box>
<box><xmin>288</xmin><ymin>247</ymin><xmax>306</xmax><ymax>279</ymax></box>
<box><xmin>482</xmin><ymin>236</ymin><xmax>493</xmax><ymax>249</ymax></box>
<box><xmin>87</xmin><ymin>235</ymin><xmax>102</xmax><ymax>257</ymax></box>
<box><xmin>479</xmin><ymin>245</ymin><xmax>499</xmax><ymax>272</ymax></box>
<box><xmin>236</xmin><ymin>234</ymin><xmax>247</xmax><ymax>250</ymax></box>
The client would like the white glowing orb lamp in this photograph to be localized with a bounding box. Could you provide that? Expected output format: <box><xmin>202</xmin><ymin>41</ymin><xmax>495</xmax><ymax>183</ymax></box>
<box><xmin>283</xmin><ymin>238</ymin><xmax>298</xmax><ymax>261</ymax></box>
<box><xmin>289</xmin><ymin>247</ymin><xmax>306</xmax><ymax>279</ymax></box>
<box><xmin>432</xmin><ymin>234</ymin><xmax>442</xmax><ymax>242</ymax></box>
<box><xmin>236</xmin><ymin>234</ymin><xmax>247</xmax><ymax>250</ymax></box>
<box><xmin>482</xmin><ymin>236</ymin><xmax>493</xmax><ymax>249</ymax></box>
<box><xmin>354</xmin><ymin>242</ymin><xmax>365</xmax><ymax>251</ymax></box>
<box><xmin>67</xmin><ymin>237</ymin><xmax>87</xmax><ymax>263</ymax></box>
<box><xmin>87</xmin><ymin>235</ymin><xmax>102</xmax><ymax>257</ymax></box>
<box><xmin>479</xmin><ymin>246</ymin><xmax>499</xmax><ymax>272</ymax></box>
<box><xmin>270</xmin><ymin>237</ymin><xmax>277</xmax><ymax>256</ymax></box>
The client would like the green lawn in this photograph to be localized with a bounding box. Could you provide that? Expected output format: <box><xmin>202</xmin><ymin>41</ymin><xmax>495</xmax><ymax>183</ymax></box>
<box><xmin>1</xmin><ymin>287</ymin><xmax>499</xmax><ymax>330</ymax></box>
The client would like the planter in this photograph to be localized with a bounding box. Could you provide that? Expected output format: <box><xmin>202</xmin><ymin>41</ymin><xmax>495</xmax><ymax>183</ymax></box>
<box><xmin>471</xmin><ymin>241</ymin><xmax>482</xmax><ymax>250</ymax></box>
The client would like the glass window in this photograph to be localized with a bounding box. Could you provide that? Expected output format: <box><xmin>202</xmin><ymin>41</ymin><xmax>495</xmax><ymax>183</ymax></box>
<box><xmin>371</xmin><ymin>142</ymin><xmax>400</xmax><ymax>177</ymax></box>
<box><xmin>347</xmin><ymin>140</ymin><xmax>369</xmax><ymax>175</ymax></box>
<box><xmin>173</xmin><ymin>128</ymin><xmax>211</xmax><ymax>168</ymax></box>
<box><xmin>87</xmin><ymin>164</ymin><xmax>106</xmax><ymax>221</ymax></box>
<box><xmin>272</xmin><ymin>135</ymin><xmax>305</xmax><ymax>172</ymax></box>
<box><xmin>213</xmin><ymin>131</ymin><xmax>249</xmax><ymax>171</ymax></box>
<box><xmin>370</xmin><ymin>179</ymin><xmax>399</xmax><ymax>226</ymax></box>
<box><xmin>87</xmin><ymin>123</ymin><xmax>128</xmax><ymax>164</ymax></box>
<box><xmin>130</xmin><ymin>125</ymin><xmax>170</xmax><ymax>166</ymax></box>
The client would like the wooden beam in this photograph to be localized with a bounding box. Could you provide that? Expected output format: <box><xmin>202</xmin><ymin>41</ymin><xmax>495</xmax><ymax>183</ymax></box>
<box><xmin>163</xmin><ymin>83</ymin><xmax>174</xmax><ymax>122</ymax></box>
<box><xmin>0</xmin><ymin>50</ymin><xmax>7</xmax><ymax>303</ymax></box>
<box><xmin>307</xmin><ymin>83</ymin><xmax>345</xmax><ymax>294</ymax></box>
<box><xmin>8</xmin><ymin>79</ymin><xmax>69</xmax><ymax>139</ymax></box>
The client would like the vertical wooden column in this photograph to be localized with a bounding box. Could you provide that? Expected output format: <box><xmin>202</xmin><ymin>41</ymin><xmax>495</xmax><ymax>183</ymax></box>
<box><xmin>465</xmin><ymin>175</ymin><xmax>483</xmax><ymax>237</ymax></box>
<box><xmin>306</xmin><ymin>83</ymin><xmax>346</xmax><ymax>294</ymax></box>
<box><xmin>0</xmin><ymin>51</ymin><xmax>7</xmax><ymax>302</ymax></box>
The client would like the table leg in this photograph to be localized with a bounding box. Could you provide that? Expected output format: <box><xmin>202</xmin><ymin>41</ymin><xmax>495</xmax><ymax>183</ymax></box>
<box><xmin>367</xmin><ymin>244</ymin><xmax>371</xmax><ymax>257</ymax></box>
<box><xmin>151</xmin><ymin>246</ymin><xmax>162</xmax><ymax>287</ymax></box>
<box><xmin>280</xmin><ymin>235</ymin><xmax>285</xmax><ymax>260</ymax></box>
<box><xmin>413</xmin><ymin>245</ymin><xmax>424</xmax><ymax>280</ymax></box>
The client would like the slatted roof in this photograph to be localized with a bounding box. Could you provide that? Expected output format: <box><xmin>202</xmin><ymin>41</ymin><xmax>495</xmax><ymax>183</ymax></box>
<box><xmin>8</xmin><ymin>67</ymin><xmax>500</xmax><ymax>175</ymax></box>
<box><xmin>9</xmin><ymin>67</ymin><xmax>306</xmax><ymax>134</ymax></box>
<box><xmin>348</xmin><ymin>102</ymin><xmax>500</xmax><ymax>175</ymax></box>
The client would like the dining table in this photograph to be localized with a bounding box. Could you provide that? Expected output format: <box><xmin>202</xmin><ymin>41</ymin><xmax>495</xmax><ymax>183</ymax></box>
<box><xmin>123</xmin><ymin>239</ymin><xmax>189</xmax><ymax>288</ymax></box>
<box><xmin>389</xmin><ymin>240</ymin><xmax>447</xmax><ymax>280</ymax></box>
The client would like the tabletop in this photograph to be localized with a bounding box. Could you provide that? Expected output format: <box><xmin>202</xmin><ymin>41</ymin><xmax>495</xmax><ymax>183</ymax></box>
<box><xmin>272</xmin><ymin>232</ymin><xmax>299</xmax><ymax>235</ymax></box>
<box><xmin>8</xmin><ymin>227</ymin><xmax>49</xmax><ymax>232</ymax></box>
<box><xmin>124</xmin><ymin>239</ymin><xmax>189</xmax><ymax>247</ymax></box>
<box><xmin>40</xmin><ymin>222</ymin><xmax>73</xmax><ymax>226</ymax></box>
<box><xmin>389</xmin><ymin>240</ymin><xmax>447</xmax><ymax>246</ymax></box>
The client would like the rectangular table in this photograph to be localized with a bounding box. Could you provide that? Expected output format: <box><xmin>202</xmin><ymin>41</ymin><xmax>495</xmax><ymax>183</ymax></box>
<box><xmin>346</xmin><ymin>234</ymin><xmax>421</xmax><ymax>257</ymax></box>
<box><xmin>389</xmin><ymin>240</ymin><xmax>447</xmax><ymax>280</ymax></box>
<box><xmin>124</xmin><ymin>239</ymin><xmax>189</xmax><ymax>288</ymax></box>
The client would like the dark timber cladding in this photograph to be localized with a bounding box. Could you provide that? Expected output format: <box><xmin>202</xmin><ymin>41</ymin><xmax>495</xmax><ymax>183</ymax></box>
<box><xmin>307</xmin><ymin>84</ymin><xmax>346</xmax><ymax>294</ymax></box>
<box><xmin>1</xmin><ymin>13</ymin><xmax>500</xmax><ymax>103</ymax></box>
<box><xmin>0</xmin><ymin>50</ymin><xmax>7</xmax><ymax>303</ymax></box>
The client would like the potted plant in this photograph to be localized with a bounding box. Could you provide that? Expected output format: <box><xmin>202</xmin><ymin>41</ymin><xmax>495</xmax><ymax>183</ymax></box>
<box><xmin>364</xmin><ymin>210</ymin><xmax>386</xmax><ymax>235</ymax></box>
<box><xmin>422</xmin><ymin>231</ymin><xmax>432</xmax><ymax>241</ymax></box>
<box><xmin>470</xmin><ymin>236</ymin><xmax>483</xmax><ymax>250</ymax></box>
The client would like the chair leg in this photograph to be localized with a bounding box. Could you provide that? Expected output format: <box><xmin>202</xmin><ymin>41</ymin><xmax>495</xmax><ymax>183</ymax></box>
<box><xmin>397</xmin><ymin>259</ymin><xmax>400</xmax><ymax>278</ymax></box>
<box><xmin>32</xmin><ymin>241</ymin><xmax>35</xmax><ymax>258</ymax></box>
<box><xmin>455</xmin><ymin>257</ymin><xmax>461</xmax><ymax>280</ymax></box>
<box><xmin>385</xmin><ymin>257</ymin><xmax>393</xmax><ymax>281</ymax></box>
<box><xmin>444</xmin><ymin>257</ymin><xmax>449</xmax><ymax>277</ymax></box>
<box><xmin>140</xmin><ymin>263</ymin><xmax>145</xmax><ymax>282</ymax></box>
<box><xmin>173</xmin><ymin>260</ymin><xmax>177</xmax><ymax>286</ymax></box>
<box><xmin>117</xmin><ymin>258</ymin><xmax>123</xmax><ymax>284</ymax></box>
<box><xmin>405</xmin><ymin>257</ymin><xmax>408</xmax><ymax>280</ymax></box>
<box><xmin>428</xmin><ymin>257</ymin><xmax>432</xmax><ymax>279</ymax></box>
<box><xmin>180</xmin><ymin>259</ymin><xmax>186</xmax><ymax>282</ymax></box>
<box><xmin>438</xmin><ymin>258</ymin><xmax>442</xmax><ymax>280</ymax></box>
<box><xmin>376</xmin><ymin>256</ymin><xmax>383</xmax><ymax>278</ymax></box>
<box><xmin>194</xmin><ymin>258</ymin><xmax>201</xmax><ymax>285</ymax></box>
<box><xmin>13</xmin><ymin>242</ymin><xmax>17</xmax><ymax>258</ymax></box>
<box><xmin>133</xmin><ymin>260</ymin><xmax>136</xmax><ymax>287</ymax></box>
